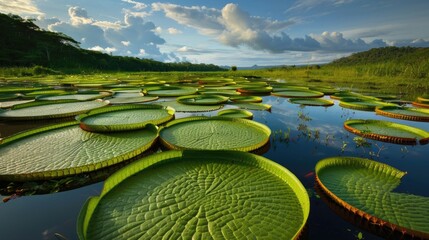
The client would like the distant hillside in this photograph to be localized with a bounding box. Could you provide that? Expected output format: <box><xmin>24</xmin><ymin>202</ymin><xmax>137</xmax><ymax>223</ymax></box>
<box><xmin>330</xmin><ymin>46</ymin><xmax>429</xmax><ymax>66</ymax></box>
<box><xmin>0</xmin><ymin>13</ymin><xmax>224</xmax><ymax>73</ymax></box>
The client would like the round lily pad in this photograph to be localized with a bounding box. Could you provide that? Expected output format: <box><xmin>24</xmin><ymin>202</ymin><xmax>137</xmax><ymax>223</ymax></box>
<box><xmin>344</xmin><ymin>119</ymin><xmax>429</xmax><ymax>145</ymax></box>
<box><xmin>199</xmin><ymin>90</ymin><xmax>240</xmax><ymax>96</ymax></box>
<box><xmin>289</xmin><ymin>98</ymin><xmax>334</xmax><ymax>107</ymax></box>
<box><xmin>0</xmin><ymin>122</ymin><xmax>159</xmax><ymax>181</ymax></box>
<box><xmin>237</xmin><ymin>86</ymin><xmax>273</xmax><ymax>94</ymax></box>
<box><xmin>339</xmin><ymin>98</ymin><xmax>396</xmax><ymax>111</ymax></box>
<box><xmin>156</xmin><ymin>101</ymin><xmax>223</xmax><ymax>112</ymax></box>
<box><xmin>0</xmin><ymin>100</ymin><xmax>109</xmax><ymax>120</ymax></box>
<box><xmin>78</xmin><ymin>150</ymin><xmax>310</xmax><ymax>240</ymax></box>
<box><xmin>217</xmin><ymin>109</ymin><xmax>253</xmax><ymax>119</ymax></box>
<box><xmin>229</xmin><ymin>95</ymin><xmax>262</xmax><ymax>103</ymax></box>
<box><xmin>230</xmin><ymin>102</ymin><xmax>271</xmax><ymax>111</ymax></box>
<box><xmin>105</xmin><ymin>96</ymin><xmax>159</xmax><ymax>104</ymax></box>
<box><xmin>316</xmin><ymin>157</ymin><xmax>429</xmax><ymax>239</ymax></box>
<box><xmin>0</xmin><ymin>100</ymin><xmax>34</xmax><ymax>109</ymax></box>
<box><xmin>146</xmin><ymin>86</ymin><xmax>198</xmax><ymax>97</ymax></box>
<box><xmin>159</xmin><ymin>117</ymin><xmax>271</xmax><ymax>151</ymax></box>
<box><xmin>37</xmin><ymin>93</ymin><xmax>111</xmax><ymax>101</ymax></box>
<box><xmin>77</xmin><ymin>104</ymin><xmax>175</xmax><ymax>132</ymax></box>
<box><xmin>271</xmin><ymin>90</ymin><xmax>324</xmax><ymax>98</ymax></box>
<box><xmin>375</xmin><ymin>106</ymin><xmax>429</xmax><ymax>122</ymax></box>
<box><xmin>176</xmin><ymin>95</ymin><xmax>229</xmax><ymax>105</ymax></box>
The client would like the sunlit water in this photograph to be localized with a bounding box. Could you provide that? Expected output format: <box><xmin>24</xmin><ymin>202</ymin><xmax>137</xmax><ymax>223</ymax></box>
<box><xmin>0</xmin><ymin>95</ymin><xmax>428</xmax><ymax>240</ymax></box>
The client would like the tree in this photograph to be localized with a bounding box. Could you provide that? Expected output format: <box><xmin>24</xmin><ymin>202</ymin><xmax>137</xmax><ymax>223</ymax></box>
<box><xmin>231</xmin><ymin>65</ymin><xmax>237</xmax><ymax>71</ymax></box>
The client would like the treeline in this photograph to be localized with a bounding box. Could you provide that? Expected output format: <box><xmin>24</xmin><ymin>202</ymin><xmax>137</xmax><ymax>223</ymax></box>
<box><xmin>0</xmin><ymin>13</ymin><xmax>224</xmax><ymax>73</ymax></box>
<box><xmin>330</xmin><ymin>46</ymin><xmax>429</xmax><ymax>66</ymax></box>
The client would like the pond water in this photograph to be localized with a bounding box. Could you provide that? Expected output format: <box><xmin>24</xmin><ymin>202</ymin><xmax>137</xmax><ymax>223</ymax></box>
<box><xmin>0</xmin><ymin>94</ymin><xmax>428</xmax><ymax>240</ymax></box>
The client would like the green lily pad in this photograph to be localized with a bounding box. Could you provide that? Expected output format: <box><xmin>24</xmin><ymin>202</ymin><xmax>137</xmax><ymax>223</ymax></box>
<box><xmin>159</xmin><ymin>117</ymin><xmax>271</xmax><ymax>151</ymax></box>
<box><xmin>237</xmin><ymin>86</ymin><xmax>273</xmax><ymax>94</ymax></box>
<box><xmin>199</xmin><ymin>90</ymin><xmax>241</xmax><ymax>96</ymax></box>
<box><xmin>105</xmin><ymin>96</ymin><xmax>159</xmax><ymax>104</ymax></box>
<box><xmin>230</xmin><ymin>103</ymin><xmax>271</xmax><ymax>111</ymax></box>
<box><xmin>77</xmin><ymin>104</ymin><xmax>174</xmax><ymax>132</ymax></box>
<box><xmin>78</xmin><ymin>150</ymin><xmax>309</xmax><ymax>240</ymax></box>
<box><xmin>316</xmin><ymin>157</ymin><xmax>429</xmax><ymax>239</ymax></box>
<box><xmin>331</xmin><ymin>92</ymin><xmax>380</xmax><ymax>100</ymax></box>
<box><xmin>0</xmin><ymin>100</ymin><xmax>34</xmax><ymax>109</ymax></box>
<box><xmin>156</xmin><ymin>101</ymin><xmax>223</xmax><ymax>112</ymax></box>
<box><xmin>0</xmin><ymin>100</ymin><xmax>109</xmax><ymax>120</ymax></box>
<box><xmin>271</xmin><ymin>90</ymin><xmax>324</xmax><ymax>98</ymax></box>
<box><xmin>375</xmin><ymin>106</ymin><xmax>429</xmax><ymax>122</ymax></box>
<box><xmin>0</xmin><ymin>122</ymin><xmax>159</xmax><ymax>181</ymax></box>
<box><xmin>344</xmin><ymin>119</ymin><xmax>429</xmax><ymax>145</ymax></box>
<box><xmin>37</xmin><ymin>93</ymin><xmax>111</xmax><ymax>101</ymax></box>
<box><xmin>229</xmin><ymin>95</ymin><xmax>263</xmax><ymax>103</ymax></box>
<box><xmin>217</xmin><ymin>109</ymin><xmax>253</xmax><ymax>119</ymax></box>
<box><xmin>176</xmin><ymin>95</ymin><xmax>229</xmax><ymax>105</ymax></box>
<box><xmin>339</xmin><ymin>98</ymin><xmax>396</xmax><ymax>111</ymax></box>
<box><xmin>146</xmin><ymin>86</ymin><xmax>198</xmax><ymax>97</ymax></box>
<box><xmin>0</xmin><ymin>93</ymin><xmax>21</xmax><ymax>101</ymax></box>
<box><xmin>289</xmin><ymin>98</ymin><xmax>334</xmax><ymax>107</ymax></box>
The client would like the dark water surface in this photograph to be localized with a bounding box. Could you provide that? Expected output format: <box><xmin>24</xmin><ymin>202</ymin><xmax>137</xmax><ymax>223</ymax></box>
<box><xmin>0</xmin><ymin>95</ymin><xmax>428</xmax><ymax>240</ymax></box>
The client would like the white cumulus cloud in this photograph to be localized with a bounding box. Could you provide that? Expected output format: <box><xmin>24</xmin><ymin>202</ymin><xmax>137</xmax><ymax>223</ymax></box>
<box><xmin>167</xmin><ymin>27</ymin><xmax>182</xmax><ymax>35</ymax></box>
<box><xmin>0</xmin><ymin>0</ymin><xmax>42</xmax><ymax>16</ymax></box>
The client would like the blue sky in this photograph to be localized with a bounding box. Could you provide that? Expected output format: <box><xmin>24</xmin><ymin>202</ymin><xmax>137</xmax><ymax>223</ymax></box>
<box><xmin>1</xmin><ymin>0</ymin><xmax>429</xmax><ymax>66</ymax></box>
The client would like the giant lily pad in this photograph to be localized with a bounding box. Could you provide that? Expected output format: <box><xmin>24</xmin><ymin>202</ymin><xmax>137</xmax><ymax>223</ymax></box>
<box><xmin>0</xmin><ymin>122</ymin><xmax>159</xmax><ymax>181</ymax></box>
<box><xmin>289</xmin><ymin>98</ymin><xmax>334</xmax><ymax>107</ymax></box>
<box><xmin>176</xmin><ymin>95</ymin><xmax>229</xmax><ymax>105</ymax></box>
<box><xmin>77</xmin><ymin>104</ymin><xmax>175</xmax><ymax>132</ymax></box>
<box><xmin>37</xmin><ymin>93</ymin><xmax>111</xmax><ymax>101</ymax></box>
<box><xmin>146</xmin><ymin>86</ymin><xmax>197</xmax><ymax>97</ymax></box>
<box><xmin>339</xmin><ymin>98</ymin><xmax>396</xmax><ymax>111</ymax></box>
<box><xmin>271</xmin><ymin>90</ymin><xmax>324</xmax><ymax>98</ymax></box>
<box><xmin>229</xmin><ymin>95</ymin><xmax>262</xmax><ymax>103</ymax></box>
<box><xmin>160</xmin><ymin>117</ymin><xmax>271</xmax><ymax>151</ymax></box>
<box><xmin>344</xmin><ymin>119</ymin><xmax>429</xmax><ymax>145</ymax></box>
<box><xmin>77</xmin><ymin>150</ymin><xmax>309</xmax><ymax>240</ymax></box>
<box><xmin>230</xmin><ymin>102</ymin><xmax>271</xmax><ymax>111</ymax></box>
<box><xmin>316</xmin><ymin>157</ymin><xmax>429</xmax><ymax>239</ymax></box>
<box><xmin>156</xmin><ymin>101</ymin><xmax>223</xmax><ymax>112</ymax></box>
<box><xmin>217</xmin><ymin>109</ymin><xmax>253</xmax><ymax>119</ymax></box>
<box><xmin>105</xmin><ymin>96</ymin><xmax>159</xmax><ymax>104</ymax></box>
<box><xmin>375</xmin><ymin>106</ymin><xmax>429</xmax><ymax>122</ymax></box>
<box><xmin>0</xmin><ymin>100</ymin><xmax>109</xmax><ymax>120</ymax></box>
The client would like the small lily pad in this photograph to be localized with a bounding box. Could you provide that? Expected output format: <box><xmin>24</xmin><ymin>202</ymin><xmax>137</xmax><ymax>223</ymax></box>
<box><xmin>344</xmin><ymin>119</ymin><xmax>429</xmax><ymax>145</ymax></box>
<box><xmin>176</xmin><ymin>95</ymin><xmax>229</xmax><ymax>105</ymax></box>
<box><xmin>289</xmin><ymin>98</ymin><xmax>334</xmax><ymax>107</ymax></box>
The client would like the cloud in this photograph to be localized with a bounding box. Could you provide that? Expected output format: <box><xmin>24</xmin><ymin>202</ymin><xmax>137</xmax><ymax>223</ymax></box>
<box><xmin>0</xmin><ymin>0</ymin><xmax>42</xmax><ymax>16</ymax></box>
<box><xmin>89</xmin><ymin>46</ymin><xmax>117</xmax><ymax>53</ymax></box>
<box><xmin>46</xmin><ymin>6</ymin><xmax>173</xmax><ymax>61</ymax></box>
<box><xmin>154</xmin><ymin>2</ymin><xmax>429</xmax><ymax>53</ymax></box>
<box><xmin>167</xmin><ymin>27</ymin><xmax>182</xmax><ymax>34</ymax></box>
<box><xmin>122</xmin><ymin>0</ymin><xmax>147</xmax><ymax>10</ymax></box>
<box><xmin>286</xmin><ymin>0</ymin><xmax>354</xmax><ymax>13</ymax></box>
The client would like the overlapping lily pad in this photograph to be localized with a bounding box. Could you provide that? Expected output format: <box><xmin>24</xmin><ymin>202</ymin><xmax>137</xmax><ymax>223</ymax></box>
<box><xmin>176</xmin><ymin>95</ymin><xmax>229</xmax><ymax>105</ymax></box>
<box><xmin>156</xmin><ymin>101</ymin><xmax>223</xmax><ymax>112</ymax></box>
<box><xmin>0</xmin><ymin>100</ymin><xmax>109</xmax><ymax>120</ymax></box>
<box><xmin>159</xmin><ymin>117</ymin><xmax>271</xmax><ymax>151</ymax></box>
<box><xmin>344</xmin><ymin>119</ymin><xmax>429</xmax><ymax>145</ymax></box>
<box><xmin>77</xmin><ymin>104</ymin><xmax>175</xmax><ymax>132</ymax></box>
<box><xmin>78</xmin><ymin>150</ymin><xmax>309</xmax><ymax>240</ymax></box>
<box><xmin>375</xmin><ymin>106</ymin><xmax>429</xmax><ymax>122</ymax></box>
<box><xmin>316</xmin><ymin>157</ymin><xmax>429</xmax><ymax>239</ymax></box>
<box><xmin>289</xmin><ymin>98</ymin><xmax>334</xmax><ymax>107</ymax></box>
<box><xmin>217</xmin><ymin>109</ymin><xmax>253</xmax><ymax>119</ymax></box>
<box><xmin>0</xmin><ymin>122</ymin><xmax>159</xmax><ymax>181</ymax></box>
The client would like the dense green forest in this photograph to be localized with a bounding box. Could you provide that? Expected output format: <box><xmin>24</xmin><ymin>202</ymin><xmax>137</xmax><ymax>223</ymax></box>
<box><xmin>330</xmin><ymin>46</ymin><xmax>429</xmax><ymax>66</ymax></box>
<box><xmin>0</xmin><ymin>13</ymin><xmax>224</xmax><ymax>73</ymax></box>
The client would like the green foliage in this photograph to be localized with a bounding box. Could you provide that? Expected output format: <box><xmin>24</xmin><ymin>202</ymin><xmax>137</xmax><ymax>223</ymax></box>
<box><xmin>0</xmin><ymin>13</ymin><xmax>225</xmax><ymax>73</ymax></box>
<box><xmin>231</xmin><ymin>65</ymin><xmax>238</xmax><ymax>71</ymax></box>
